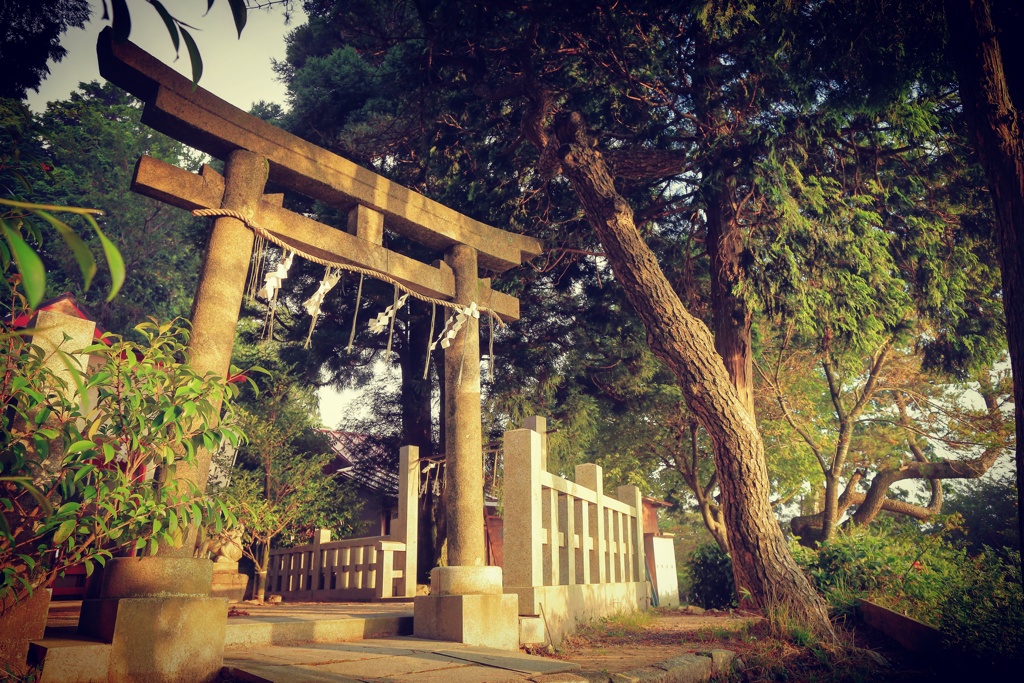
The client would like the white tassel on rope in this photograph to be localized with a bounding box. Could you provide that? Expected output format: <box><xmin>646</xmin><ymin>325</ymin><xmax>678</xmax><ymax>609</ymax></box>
<box><xmin>302</xmin><ymin>267</ymin><xmax>340</xmax><ymax>348</ymax></box>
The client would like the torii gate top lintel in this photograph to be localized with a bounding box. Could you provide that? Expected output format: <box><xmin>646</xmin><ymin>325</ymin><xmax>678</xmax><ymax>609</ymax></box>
<box><xmin>95</xmin><ymin>28</ymin><xmax>543</xmax><ymax>278</ymax></box>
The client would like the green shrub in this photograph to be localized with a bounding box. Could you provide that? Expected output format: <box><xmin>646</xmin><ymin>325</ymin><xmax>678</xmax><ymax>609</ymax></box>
<box><xmin>940</xmin><ymin>549</ymin><xmax>1024</xmax><ymax>673</ymax></box>
<box><xmin>793</xmin><ymin>520</ymin><xmax>966</xmax><ymax>624</ymax></box>
<box><xmin>687</xmin><ymin>543</ymin><xmax>735</xmax><ymax>609</ymax></box>
<box><xmin>1</xmin><ymin>313</ymin><xmax>243</xmax><ymax>604</ymax></box>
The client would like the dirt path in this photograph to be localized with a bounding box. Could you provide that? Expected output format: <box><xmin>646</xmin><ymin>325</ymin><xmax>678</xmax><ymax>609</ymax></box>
<box><xmin>545</xmin><ymin>609</ymin><xmax>761</xmax><ymax>674</ymax></box>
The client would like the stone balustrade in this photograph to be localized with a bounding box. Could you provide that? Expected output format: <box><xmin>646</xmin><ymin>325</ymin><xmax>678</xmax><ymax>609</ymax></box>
<box><xmin>267</xmin><ymin>446</ymin><xmax>419</xmax><ymax>601</ymax></box>
<box><xmin>503</xmin><ymin>418</ymin><xmax>649</xmax><ymax>645</ymax></box>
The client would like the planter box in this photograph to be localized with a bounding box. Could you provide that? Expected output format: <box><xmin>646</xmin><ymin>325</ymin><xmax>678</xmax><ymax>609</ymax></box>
<box><xmin>0</xmin><ymin>588</ymin><xmax>52</xmax><ymax>675</ymax></box>
<box><xmin>856</xmin><ymin>598</ymin><xmax>942</xmax><ymax>654</ymax></box>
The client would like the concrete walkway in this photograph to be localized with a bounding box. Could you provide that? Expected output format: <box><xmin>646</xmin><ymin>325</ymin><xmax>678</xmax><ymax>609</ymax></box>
<box><xmin>224</xmin><ymin>636</ymin><xmax>581</xmax><ymax>682</ymax></box>
<box><xmin>43</xmin><ymin>601</ymin><xmax>579</xmax><ymax>682</ymax></box>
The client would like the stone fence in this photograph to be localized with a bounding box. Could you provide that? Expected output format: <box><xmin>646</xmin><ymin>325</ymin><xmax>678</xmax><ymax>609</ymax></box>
<box><xmin>266</xmin><ymin>446</ymin><xmax>419</xmax><ymax>601</ymax></box>
<box><xmin>502</xmin><ymin>418</ymin><xmax>649</xmax><ymax>645</ymax></box>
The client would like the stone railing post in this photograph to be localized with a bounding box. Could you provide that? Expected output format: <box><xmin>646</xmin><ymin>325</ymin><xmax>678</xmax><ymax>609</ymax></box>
<box><xmin>576</xmin><ymin>463</ymin><xmax>605</xmax><ymax>584</ymax></box>
<box><xmin>502</xmin><ymin>428</ymin><xmax>543</xmax><ymax>589</ymax></box>
<box><xmin>523</xmin><ymin>415</ymin><xmax>548</xmax><ymax>472</ymax></box>
<box><xmin>397</xmin><ymin>445</ymin><xmax>419</xmax><ymax>597</ymax></box>
<box><xmin>616</xmin><ymin>485</ymin><xmax>645</xmax><ymax>583</ymax></box>
<box><xmin>312</xmin><ymin>528</ymin><xmax>330</xmax><ymax>593</ymax></box>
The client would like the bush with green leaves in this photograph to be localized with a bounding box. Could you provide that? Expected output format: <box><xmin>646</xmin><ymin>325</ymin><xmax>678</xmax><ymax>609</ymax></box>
<box><xmin>1</xmin><ymin>302</ymin><xmax>243</xmax><ymax>605</ymax></box>
<box><xmin>940</xmin><ymin>549</ymin><xmax>1024</xmax><ymax>672</ymax></box>
<box><xmin>793</xmin><ymin>519</ymin><xmax>966</xmax><ymax>624</ymax></box>
<box><xmin>216</xmin><ymin>374</ymin><xmax>361</xmax><ymax>602</ymax></box>
<box><xmin>687</xmin><ymin>542</ymin><xmax>736</xmax><ymax>609</ymax></box>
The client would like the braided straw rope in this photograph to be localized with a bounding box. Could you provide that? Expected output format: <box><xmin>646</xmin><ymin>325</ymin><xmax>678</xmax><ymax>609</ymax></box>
<box><xmin>192</xmin><ymin>207</ymin><xmax>505</xmax><ymax>327</ymax></box>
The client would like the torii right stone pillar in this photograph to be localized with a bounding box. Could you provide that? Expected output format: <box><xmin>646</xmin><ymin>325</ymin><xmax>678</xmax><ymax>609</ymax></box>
<box><xmin>413</xmin><ymin>244</ymin><xmax>519</xmax><ymax>650</ymax></box>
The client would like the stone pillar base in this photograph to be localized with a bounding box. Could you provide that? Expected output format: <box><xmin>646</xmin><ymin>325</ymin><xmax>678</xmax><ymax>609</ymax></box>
<box><xmin>211</xmin><ymin>561</ymin><xmax>250</xmax><ymax>603</ymax></box>
<box><xmin>77</xmin><ymin>557</ymin><xmax>227</xmax><ymax>683</ymax></box>
<box><xmin>429</xmin><ymin>565</ymin><xmax>503</xmax><ymax>595</ymax></box>
<box><xmin>413</xmin><ymin>566</ymin><xmax>518</xmax><ymax>650</ymax></box>
<box><xmin>413</xmin><ymin>593</ymin><xmax>520</xmax><ymax>651</ymax></box>
<box><xmin>0</xmin><ymin>588</ymin><xmax>50</xmax><ymax>676</ymax></box>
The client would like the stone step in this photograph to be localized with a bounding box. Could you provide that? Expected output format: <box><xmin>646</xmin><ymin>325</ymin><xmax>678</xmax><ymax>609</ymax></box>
<box><xmin>29</xmin><ymin>628</ymin><xmax>111</xmax><ymax>683</ymax></box>
<box><xmin>224</xmin><ymin>611</ymin><xmax>414</xmax><ymax>648</ymax></box>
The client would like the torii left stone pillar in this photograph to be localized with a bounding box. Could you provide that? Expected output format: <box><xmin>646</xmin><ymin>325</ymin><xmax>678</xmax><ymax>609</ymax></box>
<box><xmin>179</xmin><ymin>149</ymin><xmax>268</xmax><ymax>501</ymax></box>
<box><xmin>75</xmin><ymin>149</ymin><xmax>268</xmax><ymax>683</ymax></box>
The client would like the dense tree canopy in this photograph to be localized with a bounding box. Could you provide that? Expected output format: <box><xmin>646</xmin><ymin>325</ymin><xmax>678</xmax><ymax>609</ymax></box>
<box><xmin>264</xmin><ymin>0</ymin><xmax>1021</xmax><ymax>626</ymax></box>
<box><xmin>0</xmin><ymin>0</ymin><xmax>90</xmax><ymax>99</ymax></box>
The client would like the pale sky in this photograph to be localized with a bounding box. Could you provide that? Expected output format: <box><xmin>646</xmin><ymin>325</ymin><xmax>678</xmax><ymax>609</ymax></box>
<box><xmin>25</xmin><ymin>1</ymin><xmax>368</xmax><ymax>428</ymax></box>
<box><xmin>27</xmin><ymin>0</ymin><xmax>302</xmax><ymax>113</ymax></box>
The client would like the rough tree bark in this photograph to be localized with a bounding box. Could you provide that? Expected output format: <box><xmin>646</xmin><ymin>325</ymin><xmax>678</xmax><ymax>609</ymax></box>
<box><xmin>944</xmin><ymin>0</ymin><xmax>1024</xmax><ymax>582</ymax></box>
<box><xmin>547</xmin><ymin>111</ymin><xmax>831</xmax><ymax>633</ymax></box>
<box><xmin>707</xmin><ymin>182</ymin><xmax>756</xmax><ymax>419</ymax></box>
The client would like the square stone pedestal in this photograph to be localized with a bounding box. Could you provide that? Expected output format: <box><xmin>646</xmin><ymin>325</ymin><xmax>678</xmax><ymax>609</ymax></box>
<box><xmin>414</xmin><ymin>593</ymin><xmax>520</xmax><ymax>651</ymax></box>
<box><xmin>0</xmin><ymin>588</ymin><xmax>50</xmax><ymax>675</ymax></box>
<box><xmin>413</xmin><ymin>566</ymin><xmax>519</xmax><ymax>651</ymax></box>
<box><xmin>76</xmin><ymin>557</ymin><xmax>228</xmax><ymax>683</ymax></box>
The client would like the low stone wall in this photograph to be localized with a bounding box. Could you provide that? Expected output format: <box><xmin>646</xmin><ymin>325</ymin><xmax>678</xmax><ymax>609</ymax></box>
<box><xmin>510</xmin><ymin>582</ymin><xmax>649</xmax><ymax>647</ymax></box>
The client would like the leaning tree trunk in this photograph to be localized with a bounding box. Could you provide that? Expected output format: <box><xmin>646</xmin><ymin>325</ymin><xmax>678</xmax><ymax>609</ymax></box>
<box><xmin>945</xmin><ymin>0</ymin><xmax>1024</xmax><ymax>581</ymax></box>
<box><xmin>707</xmin><ymin>182</ymin><xmax>756</xmax><ymax>419</ymax></box>
<box><xmin>549</xmin><ymin>111</ymin><xmax>831</xmax><ymax>634</ymax></box>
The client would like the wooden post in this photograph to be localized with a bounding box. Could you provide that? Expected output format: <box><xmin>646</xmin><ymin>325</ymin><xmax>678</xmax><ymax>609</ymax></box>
<box><xmin>503</xmin><ymin>428</ymin><xmax>543</xmax><ymax>588</ymax></box>
<box><xmin>577</xmin><ymin>464</ymin><xmax>605</xmax><ymax>584</ymax></box>
<box><xmin>443</xmin><ymin>244</ymin><xmax>485</xmax><ymax>567</ymax></box>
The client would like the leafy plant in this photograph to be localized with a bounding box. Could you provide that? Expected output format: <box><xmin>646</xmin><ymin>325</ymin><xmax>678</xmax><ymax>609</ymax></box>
<box><xmin>216</xmin><ymin>373</ymin><xmax>360</xmax><ymax>601</ymax></box>
<box><xmin>687</xmin><ymin>542</ymin><xmax>736</xmax><ymax>609</ymax></box>
<box><xmin>2</xmin><ymin>97</ymin><xmax>125</xmax><ymax>308</ymax></box>
<box><xmin>1</xmin><ymin>290</ymin><xmax>243</xmax><ymax>605</ymax></box>
<box><xmin>940</xmin><ymin>549</ymin><xmax>1024</xmax><ymax>673</ymax></box>
<box><xmin>794</xmin><ymin>520</ymin><xmax>967</xmax><ymax>624</ymax></box>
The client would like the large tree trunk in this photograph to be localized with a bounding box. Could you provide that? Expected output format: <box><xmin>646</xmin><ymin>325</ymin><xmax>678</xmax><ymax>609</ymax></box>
<box><xmin>707</xmin><ymin>183</ymin><xmax>756</xmax><ymax>418</ymax></box>
<box><xmin>944</xmin><ymin>0</ymin><xmax>1024</xmax><ymax>578</ymax></box>
<box><xmin>400</xmin><ymin>301</ymin><xmax>434</xmax><ymax>454</ymax></box>
<box><xmin>549</xmin><ymin>111</ymin><xmax>831</xmax><ymax>633</ymax></box>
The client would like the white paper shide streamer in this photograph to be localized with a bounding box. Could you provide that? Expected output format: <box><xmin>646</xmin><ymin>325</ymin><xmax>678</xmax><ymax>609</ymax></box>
<box><xmin>433</xmin><ymin>302</ymin><xmax>479</xmax><ymax>350</ymax></box>
<box><xmin>261</xmin><ymin>250</ymin><xmax>295</xmax><ymax>302</ymax></box>
<box><xmin>302</xmin><ymin>267</ymin><xmax>341</xmax><ymax>347</ymax></box>
<box><xmin>261</xmin><ymin>250</ymin><xmax>295</xmax><ymax>339</ymax></box>
<box><xmin>368</xmin><ymin>292</ymin><xmax>410</xmax><ymax>334</ymax></box>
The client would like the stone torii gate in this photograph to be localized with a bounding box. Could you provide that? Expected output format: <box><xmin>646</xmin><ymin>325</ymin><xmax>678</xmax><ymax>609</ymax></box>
<box><xmin>87</xmin><ymin>28</ymin><xmax>541</xmax><ymax>679</ymax></box>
